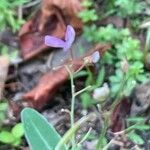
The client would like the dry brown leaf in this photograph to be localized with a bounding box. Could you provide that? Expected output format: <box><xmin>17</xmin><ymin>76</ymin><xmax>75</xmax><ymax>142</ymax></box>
<box><xmin>22</xmin><ymin>64</ymin><xmax>80</xmax><ymax>109</ymax></box>
<box><xmin>19</xmin><ymin>0</ymin><xmax>83</xmax><ymax>60</ymax></box>
<box><xmin>22</xmin><ymin>44</ymin><xmax>111</xmax><ymax>109</ymax></box>
<box><xmin>39</xmin><ymin>0</ymin><xmax>83</xmax><ymax>31</ymax></box>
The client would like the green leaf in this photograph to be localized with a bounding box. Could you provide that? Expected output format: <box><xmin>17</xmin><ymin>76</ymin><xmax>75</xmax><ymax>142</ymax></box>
<box><xmin>116</xmin><ymin>69</ymin><xmax>124</xmax><ymax>79</ymax></box>
<box><xmin>128</xmin><ymin>132</ymin><xmax>144</xmax><ymax>145</ymax></box>
<box><xmin>81</xmin><ymin>92</ymin><xmax>92</xmax><ymax>108</ymax></box>
<box><xmin>133</xmin><ymin>125</ymin><xmax>150</xmax><ymax>131</ymax></box>
<box><xmin>127</xmin><ymin>117</ymin><xmax>146</xmax><ymax>123</ymax></box>
<box><xmin>81</xmin><ymin>0</ymin><xmax>92</xmax><ymax>7</ymax></box>
<box><xmin>109</xmin><ymin>76</ymin><xmax>120</xmax><ymax>83</ymax></box>
<box><xmin>11</xmin><ymin>123</ymin><xmax>24</xmax><ymax>139</ymax></box>
<box><xmin>0</xmin><ymin>102</ymin><xmax>7</xmax><ymax>111</ymax></box>
<box><xmin>103</xmin><ymin>52</ymin><xmax>114</xmax><ymax>64</ymax></box>
<box><xmin>79</xmin><ymin>9</ymin><xmax>98</xmax><ymax>23</ymax></box>
<box><xmin>0</xmin><ymin>112</ymin><xmax>6</xmax><ymax>122</ymax></box>
<box><xmin>0</xmin><ymin>131</ymin><xmax>15</xmax><ymax>144</ymax></box>
<box><xmin>21</xmin><ymin>108</ymin><xmax>67</xmax><ymax>150</ymax></box>
<box><xmin>96</xmin><ymin>66</ymin><xmax>105</xmax><ymax>87</ymax></box>
<box><xmin>12</xmin><ymin>138</ymin><xmax>21</xmax><ymax>146</ymax></box>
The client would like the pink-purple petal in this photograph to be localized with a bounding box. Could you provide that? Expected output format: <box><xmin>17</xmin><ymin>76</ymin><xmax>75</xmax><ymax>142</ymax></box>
<box><xmin>63</xmin><ymin>43</ymin><xmax>71</xmax><ymax>52</ymax></box>
<box><xmin>92</xmin><ymin>51</ymin><xmax>100</xmax><ymax>63</ymax></box>
<box><xmin>45</xmin><ymin>35</ymin><xmax>66</xmax><ymax>48</ymax></box>
<box><xmin>45</xmin><ymin>25</ymin><xmax>75</xmax><ymax>52</ymax></box>
<box><xmin>65</xmin><ymin>25</ymin><xmax>75</xmax><ymax>46</ymax></box>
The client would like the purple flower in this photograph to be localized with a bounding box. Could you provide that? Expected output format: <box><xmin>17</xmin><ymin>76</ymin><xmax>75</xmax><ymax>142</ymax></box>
<box><xmin>45</xmin><ymin>25</ymin><xmax>75</xmax><ymax>52</ymax></box>
<box><xmin>91</xmin><ymin>51</ymin><xmax>100</xmax><ymax>63</ymax></box>
<box><xmin>83</xmin><ymin>51</ymin><xmax>100</xmax><ymax>64</ymax></box>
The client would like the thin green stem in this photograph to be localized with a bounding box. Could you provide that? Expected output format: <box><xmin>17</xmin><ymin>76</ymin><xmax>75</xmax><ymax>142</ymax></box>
<box><xmin>65</xmin><ymin>65</ymin><xmax>76</xmax><ymax>148</ymax></box>
<box><xmin>96</xmin><ymin>73</ymin><xmax>127</xmax><ymax>150</ymax></box>
<box><xmin>77</xmin><ymin>128</ymin><xmax>92</xmax><ymax>146</ymax></box>
<box><xmin>110</xmin><ymin>73</ymin><xmax>127</xmax><ymax>113</ymax></box>
<box><xmin>55</xmin><ymin>113</ymin><xmax>96</xmax><ymax>150</ymax></box>
<box><xmin>75</xmin><ymin>85</ymin><xmax>91</xmax><ymax>96</ymax></box>
<box><xmin>143</xmin><ymin>27</ymin><xmax>150</xmax><ymax>61</ymax></box>
<box><xmin>65</xmin><ymin>65</ymin><xmax>93</xmax><ymax>149</ymax></box>
<box><xmin>65</xmin><ymin>66</ymin><xmax>75</xmax><ymax>126</ymax></box>
<box><xmin>102</xmin><ymin>123</ymin><xmax>140</xmax><ymax>150</ymax></box>
<box><xmin>70</xmin><ymin>78</ymin><xmax>75</xmax><ymax>127</ymax></box>
<box><xmin>96</xmin><ymin>113</ymin><xmax>109</xmax><ymax>150</ymax></box>
<box><xmin>114</xmin><ymin>123</ymin><xmax>140</xmax><ymax>135</ymax></box>
<box><xmin>102</xmin><ymin>139</ymin><xmax>115</xmax><ymax>150</ymax></box>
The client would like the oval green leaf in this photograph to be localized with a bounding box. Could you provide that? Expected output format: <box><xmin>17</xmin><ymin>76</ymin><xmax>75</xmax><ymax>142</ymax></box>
<box><xmin>11</xmin><ymin>123</ymin><xmax>24</xmax><ymax>139</ymax></box>
<box><xmin>0</xmin><ymin>131</ymin><xmax>14</xmax><ymax>144</ymax></box>
<box><xmin>21</xmin><ymin>108</ymin><xmax>67</xmax><ymax>150</ymax></box>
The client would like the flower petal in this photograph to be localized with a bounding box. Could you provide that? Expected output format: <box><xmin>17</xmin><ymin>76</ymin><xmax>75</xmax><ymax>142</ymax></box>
<box><xmin>65</xmin><ymin>25</ymin><xmax>75</xmax><ymax>48</ymax></box>
<box><xmin>92</xmin><ymin>51</ymin><xmax>100</xmax><ymax>63</ymax></box>
<box><xmin>45</xmin><ymin>35</ymin><xmax>66</xmax><ymax>48</ymax></box>
<box><xmin>63</xmin><ymin>43</ymin><xmax>71</xmax><ymax>52</ymax></box>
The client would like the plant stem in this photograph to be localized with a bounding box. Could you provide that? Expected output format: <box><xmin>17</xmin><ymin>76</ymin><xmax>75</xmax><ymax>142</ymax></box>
<box><xmin>77</xmin><ymin>128</ymin><xmax>92</xmax><ymax>146</ymax></box>
<box><xmin>114</xmin><ymin>123</ymin><xmax>140</xmax><ymax>135</ymax></box>
<box><xmin>102</xmin><ymin>139</ymin><xmax>115</xmax><ymax>150</ymax></box>
<box><xmin>102</xmin><ymin>123</ymin><xmax>140</xmax><ymax>150</ymax></box>
<box><xmin>65</xmin><ymin>65</ymin><xmax>93</xmax><ymax>149</ymax></box>
<box><xmin>75</xmin><ymin>85</ymin><xmax>91</xmax><ymax>96</ymax></box>
<box><xmin>110</xmin><ymin>73</ymin><xmax>127</xmax><ymax>113</ymax></box>
<box><xmin>55</xmin><ymin>113</ymin><xmax>96</xmax><ymax>150</ymax></box>
<box><xmin>65</xmin><ymin>66</ymin><xmax>75</xmax><ymax>126</ymax></box>
<box><xmin>143</xmin><ymin>27</ymin><xmax>150</xmax><ymax>61</ymax></box>
<box><xmin>70</xmin><ymin>77</ymin><xmax>75</xmax><ymax>128</ymax></box>
<box><xmin>96</xmin><ymin>112</ymin><xmax>109</xmax><ymax>150</ymax></box>
<box><xmin>65</xmin><ymin>65</ymin><xmax>76</xmax><ymax>148</ymax></box>
<box><xmin>96</xmin><ymin>73</ymin><xmax>127</xmax><ymax>150</ymax></box>
<box><xmin>67</xmin><ymin>66</ymin><xmax>76</xmax><ymax>149</ymax></box>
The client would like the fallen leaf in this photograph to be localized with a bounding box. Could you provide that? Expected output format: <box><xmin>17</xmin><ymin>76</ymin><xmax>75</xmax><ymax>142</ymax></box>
<box><xmin>22</xmin><ymin>44</ymin><xmax>110</xmax><ymax>109</ymax></box>
<box><xmin>110</xmin><ymin>99</ymin><xmax>131</xmax><ymax>132</ymax></box>
<box><xmin>19</xmin><ymin>0</ymin><xmax>83</xmax><ymax>60</ymax></box>
<box><xmin>39</xmin><ymin>0</ymin><xmax>83</xmax><ymax>32</ymax></box>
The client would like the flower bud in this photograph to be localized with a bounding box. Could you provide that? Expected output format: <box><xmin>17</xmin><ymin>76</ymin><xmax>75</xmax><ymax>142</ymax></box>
<box><xmin>84</xmin><ymin>51</ymin><xmax>100</xmax><ymax>65</ymax></box>
<box><xmin>121</xmin><ymin>59</ymin><xmax>128</xmax><ymax>73</ymax></box>
<box><xmin>91</xmin><ymin>51</ymin><xmax>100</xmax><ymax>63</ymax></box>
<box><xmin>93</xmin><ymin>83</ymin><xmax>110</xmax><ymax>102</ymax></box>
